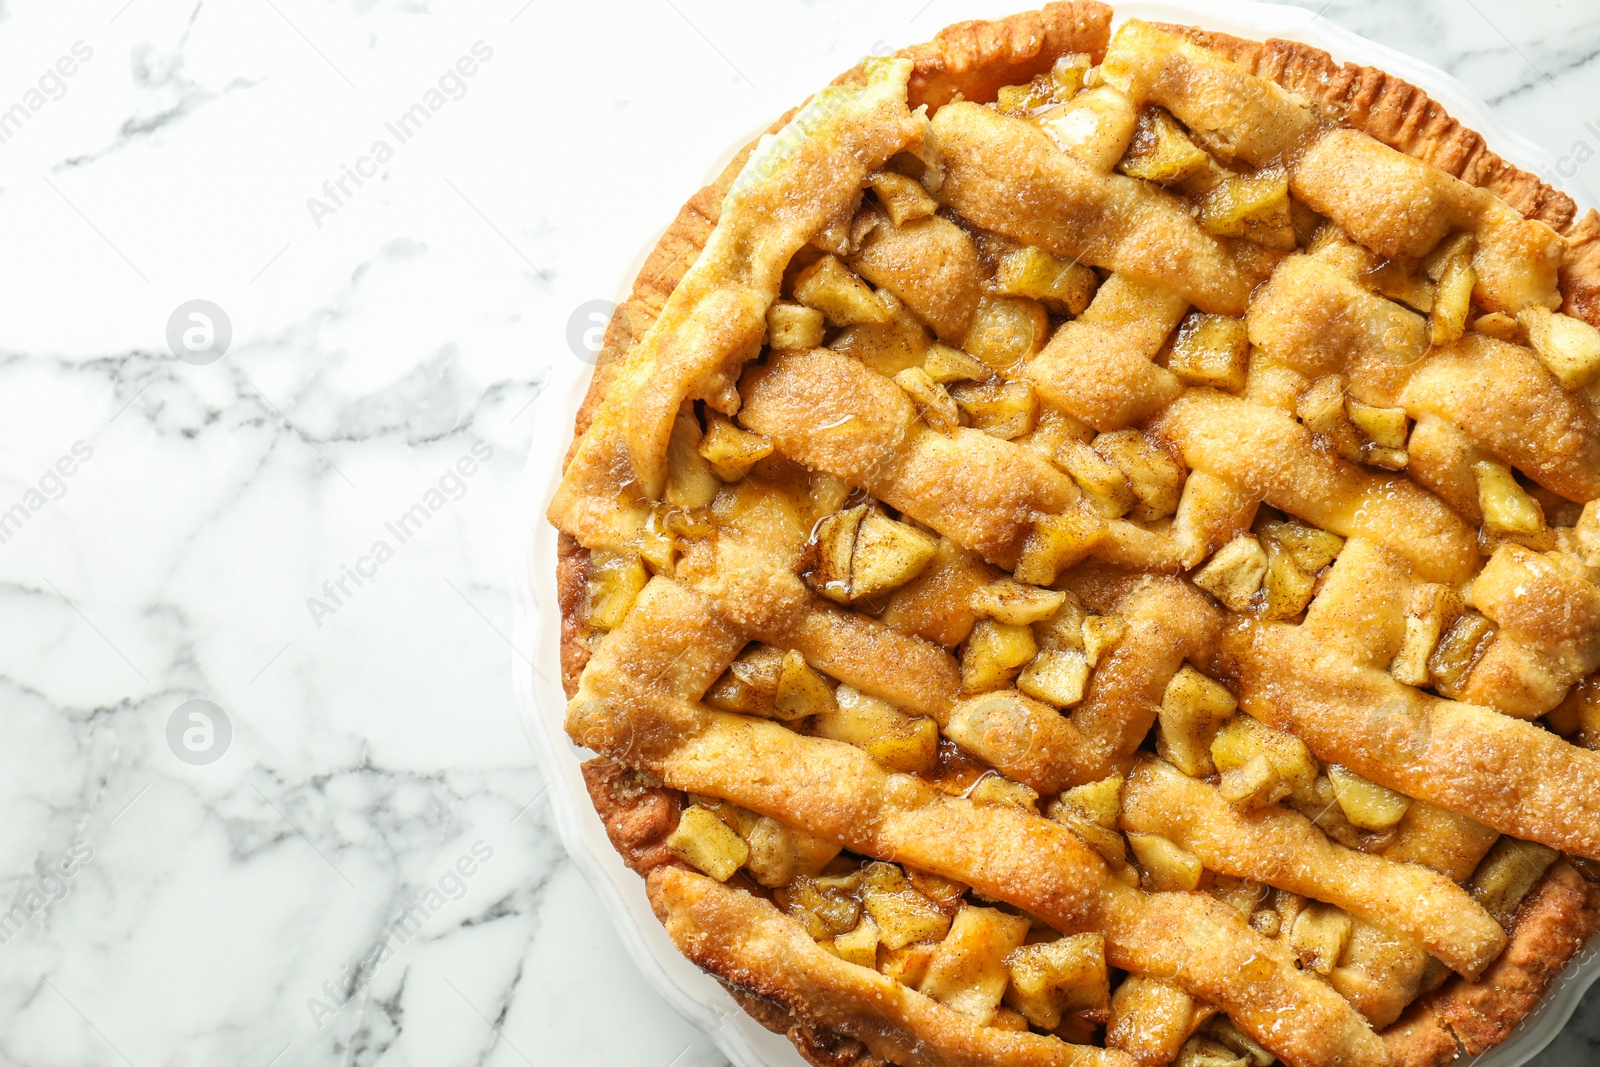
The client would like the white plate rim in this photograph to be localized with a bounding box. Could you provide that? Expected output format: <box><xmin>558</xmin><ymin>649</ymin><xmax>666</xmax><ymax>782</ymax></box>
<box><xmin>510</xmin><ymin>3</ymin><xmax>1600</xmax><ymax>1064</ymax></box>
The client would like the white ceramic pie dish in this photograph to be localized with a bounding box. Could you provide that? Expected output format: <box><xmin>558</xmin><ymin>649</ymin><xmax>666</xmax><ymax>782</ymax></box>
<box><xmin>513</xmin><ymin>3</ymin><xmax>1600</xmax><ymax>1064</ymax></box>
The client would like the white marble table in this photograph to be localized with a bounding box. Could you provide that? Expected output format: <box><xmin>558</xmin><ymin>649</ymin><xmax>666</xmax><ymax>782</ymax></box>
<box><xmin>1</xmin><ymin>1</ymin><xmax>1595</xmax><ymax>1065</ymax></box>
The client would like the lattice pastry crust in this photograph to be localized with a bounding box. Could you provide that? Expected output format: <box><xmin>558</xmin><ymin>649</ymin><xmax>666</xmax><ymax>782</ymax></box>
<box><xmin>549</xmin><ymin>6</ymin><xmax>1600</xmax><ymax>1066</ymax></box>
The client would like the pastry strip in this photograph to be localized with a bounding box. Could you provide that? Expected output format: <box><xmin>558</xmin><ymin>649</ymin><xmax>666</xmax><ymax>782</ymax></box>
<box><xmin>1121</xmin><ymin>756</ymin><xmax>1505</xmax><ymax>978</ymax></box>
<box><xmin>1399</xmin><ymin>334</ymin><xmax>1600</xmax><ymax>502</ymax></box>
<box><xmin>1222</xmin><ymin>620</ymin><xmax>1600</xmax><ymax>861</ymax></box>
<box><xmin>650</xmin><ymin>866</ymin><xmax>1134</xmax><ymax>1067</ymax></box>
<box><xmin>1157</xmin><ymin>392</ymin><xmax>1478</xmax><ymax>583</ymax></box>
<box><xmin>939</xmin><ymin>578</ymin><xmax>1212</xmax><ymax>794</ymax></box>
<box><xmin>1023</xmin><ymin>274</ymin><xmax>1190</xmax><ymax>431</ymax></box>
<box><xmin>1245</xmin><ymin>253</ymin><xmax>1426</xmax><ymax>402</ymax></box>
<box><xmin>784</xmin><ymin>603</ymin><xmax>963</xmax><ymax>718</ymax></box>
<box><xmin>1049</xmin><ymin>577</ymin><xmax>1217</xmax><ymax>786</ymax></box>
<box><xmin>898</xmin><ymin>0</ymin><xmax>1114</xmax><ymax>109</ymax></box>
<box><xmin>1298</xmin><ymin>538</ymin><xmax>1415</xmax><ymax>669</ymax></box>
<box><xmin>739</xmin><ymin>348</ymin><xmax>1077</xmax><ymax>567</ymax></box>
<box><xmin>550</xmin><ymin>57</ymin><xmax>923</xmax><ymax>540</ymax></box>
<box><xmin>1457</xmin><ymin>545</ymin><xmax>1600</xmax><ymax>716</ymax></box>
<box><xmin>930</xmin><ymin>101</ymin><xmax>1270</xmax><ymax>315</ymax></box>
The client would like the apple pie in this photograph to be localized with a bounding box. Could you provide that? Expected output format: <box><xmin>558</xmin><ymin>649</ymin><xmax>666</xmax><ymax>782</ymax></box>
<box><xmin>548</xmin><ymin>5</ymin><xmax>1600</xmax><ymax>1065</ymax></box>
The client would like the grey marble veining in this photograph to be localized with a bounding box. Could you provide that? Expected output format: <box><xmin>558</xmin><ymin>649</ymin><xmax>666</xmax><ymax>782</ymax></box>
<box><xmin>0</xmin><ymin>1</ymin><xmax>1594</xmax><ymax>1065</ymax></box>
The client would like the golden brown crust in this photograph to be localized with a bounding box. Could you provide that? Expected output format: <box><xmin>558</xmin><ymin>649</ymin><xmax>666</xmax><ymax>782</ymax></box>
<box><xmin>649</xmin><ymin>866</ymin><xmax>1137</xmax><ymax>1067</ymax></box>
<box><xmin>567</xmin><ymin>105</ymin><xmax>804</xmax><ymax>464</ymax></box>
<box><xmin>552</xmin><ymin>10</ymin><xmax>1600</xmax><ymax>1066</ymax></box>
<box><xmin>1563</xmin><ymin>209</ymin><xmax>1600</xmax><ymax>328</ymax></box>
<box><xmin>557</xmin><ymin>110</ymin><xmax>787</xmax><ymax>692</ymax></box>
<box><xmin>1121</xmin><ymin>755</ymin><xmax>1506</xmax><ymax>978</ymax></box>
<box><xmin>723</xmin><ymin>985</ymin><xmax>890</xmax><ymax>1067</ymax></box>
<box><xmin>1385</xmin><ymin>861</ymin><xmax>1600</xmax><ymax>1067</ymax></box>
<box><xmin>1151</xmin><ymin>24</ymin><xmax>1600</xmax><ymax>328</ymax></box>
<box><xmin>579</xmin><ymin>716</ymin><xmax>902</xmax><ymax>1064</ymax></box>
<box><xmin>1379</xmin><ymin>1016</ymin><xmax>1461</xmax><ymax>1067</ymax></box>
<box><xmin>1150</xmin><ymin>25</ymin><xmax>1573</xmax><ymax>229</ymax></box>
<box><xmin>557</xmin><ymin>532</ymin><xmax>592</xmax><ymax>698</ymax></box>
<box><xmin>556</xmin><ymin>117</ymin><xmax>799</xmax><ymax>694</ymax></box>
<box><xmin>582</xmin><ymin>760</ymin><xmax>888</xmax><ymax>1067</ymax></box>
<box><xmin>898</xmin><ymin>1</ymin><xmax>1114</xmax><ymax>109</ymax></box>
<box><xmin>580</xmin><ymin>756</ymin><xmax>685</xmax><ymax>875</ymax></box>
